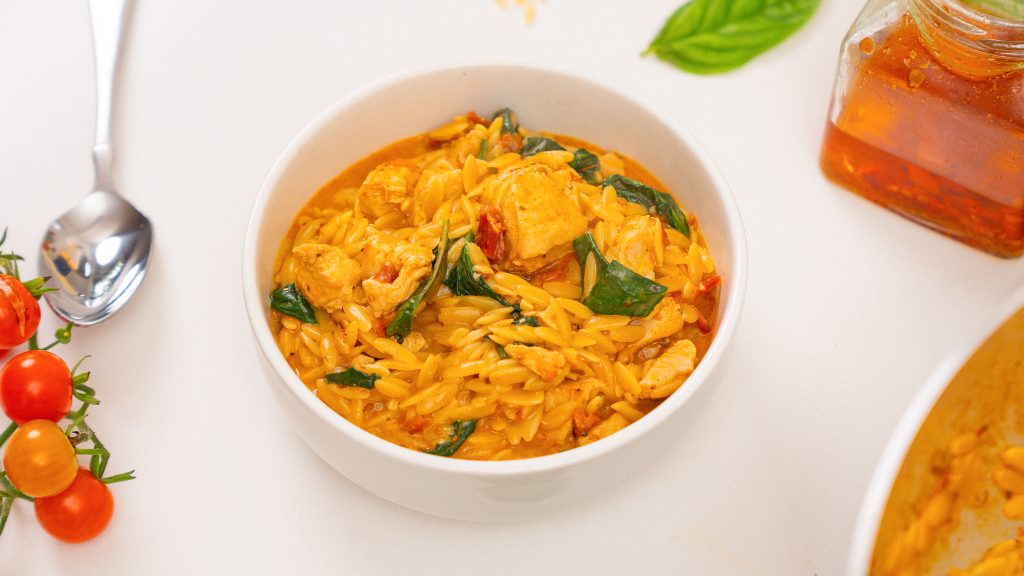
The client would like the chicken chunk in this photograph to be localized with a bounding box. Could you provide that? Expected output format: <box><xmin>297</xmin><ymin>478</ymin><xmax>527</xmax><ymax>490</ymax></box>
<box><xmin>357</xmin><ymin>161</ymin><xmax>420</xmax><ymax>219</ymax></box>
<box><xmin>360</xmin><ymin>227</ymin><xmax>434</xmax><ymax>316</ymax></box>
<box><xmin>505</xmin><ymin>344</ymin><xmax>567</xmax><ymax>381</ymax></box>
<box><xmin>292</xmin><ymin>244</ymin><xmax>362</xmax><ymax>312</ymax></box>
<box><xmin>577</xmin><ymin>413</ymin><xmax>629</xmax><ymax>446</ymax></box>
<box><xmin>495</xmin><ymin>164</ymin><xmax>588</xmax><ymax>271</ymax></box>
<box><xmin>638</xmin><ymin>339</ymin><xmax>697</xmax><ymax>398</ymax></box>
<box><xmin>629</xmin><ymin>297</ymin><xmax>685</xmax><ymax>352</ymax></box>
<box><xmin>605</xmin><ymin>215</ymin><xmax>660</xmax><ymax>280</ymax></box>
<box><xmin>411</xmin><ymin>166</ymin><xmax>462</xmax><ymax>225</ymax></box>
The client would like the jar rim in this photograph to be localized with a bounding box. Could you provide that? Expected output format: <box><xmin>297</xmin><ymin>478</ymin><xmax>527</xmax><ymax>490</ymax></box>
<box><xmin>918</xmin><ymin>0</ymin><xmax>1024</xmax><ymax>32</ymax></box>
<box><xmin>911</xmin><ymin>0</ymin><xmax>1024</xmax><ymax>60</ymax></box>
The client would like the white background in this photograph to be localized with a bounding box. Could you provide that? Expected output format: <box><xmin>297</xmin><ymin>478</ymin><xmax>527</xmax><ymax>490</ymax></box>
<box><xmin>2</xmin><ymin>1</ymin><xmax>1023</xmax><ymax>574</ymax></box>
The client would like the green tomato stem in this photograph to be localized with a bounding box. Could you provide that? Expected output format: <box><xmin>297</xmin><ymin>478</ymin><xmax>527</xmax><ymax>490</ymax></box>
<box><xmin>0</xmin><ymin>422</ymin><xmax>15</xmax><ymax>448</ymax></box>
<box><xmin>0</xmin><ymin>473</ymin><xmax>31</xmax><ymax>502</ymax></box>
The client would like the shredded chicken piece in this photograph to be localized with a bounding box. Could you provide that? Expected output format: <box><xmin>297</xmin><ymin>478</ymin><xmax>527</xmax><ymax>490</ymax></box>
<box><xmin>292</xmin><ymin>244</ymin><xmax>362</xmax><ymax>312</ymax></box>
<box><xmin>605</xmin><ymin>215</ymin><xmax>660</xmax><ymax>280</ymax></box>
<box><xmin>357</xmin><ymin>161</ymin><xmax>420</xmax><ymax>219</ymax></box>
<box><xmin>494</xmin><ymin>164</ymin><xmax>587</xmax><ymax>271</ymax></box>
<box><xmin>505</xmin><ymin>343</ymin><xmax>567</xmax><ymax>381</ymax></box>
<box><xmin>360</xmin><ymin>227</ymin><xmax>433</xmax><ymax>316</ymax></box>
<box><xmin>630</xmin><ymin>298</ymin><xmax>685</xmax><ymax>352</ymax></box>
<box><xmin>638</xmin><ymin>340</ymin><xmax>697</xmax><ymax>399</ymax></box>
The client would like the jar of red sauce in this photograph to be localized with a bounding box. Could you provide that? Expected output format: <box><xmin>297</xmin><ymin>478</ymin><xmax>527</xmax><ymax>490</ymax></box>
<box><xmin>821</xmin><ymin>0</ymin><xmax>1024</xmax><ymax>258</ymax></box>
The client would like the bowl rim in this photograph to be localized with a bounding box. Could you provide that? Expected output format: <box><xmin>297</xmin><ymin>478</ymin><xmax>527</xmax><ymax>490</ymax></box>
<box><xmin>242</xmin><ymin>61</ymin><xmax>748</xmax><ymax>478</ymax></box>
<box><xmin>846</xmin><ymin>284</ymin><xmax>1024</xmax><ymax>575</ymax></box>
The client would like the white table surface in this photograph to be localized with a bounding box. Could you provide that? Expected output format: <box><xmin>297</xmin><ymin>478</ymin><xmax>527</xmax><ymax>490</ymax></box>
<box><xmin>3</xmin><ymin>1</ymin><xmax>1023</xmax><ymax>574</ymax></box>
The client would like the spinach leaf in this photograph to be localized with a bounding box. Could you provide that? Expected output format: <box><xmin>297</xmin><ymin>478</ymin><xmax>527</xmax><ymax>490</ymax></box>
<box><xmin>569</xmin><ymin>148</ymin><xmax>601</xmax><ymax>185</ymax></box>
<box><xmin>477</xmin><ymin>139</ymin><xmax>488</xmax><ymax>160</ymax></box>
<box><xmin>443</xmin><ymin>238</ymin><xmax>537</xmax><ymax>326</ymax></box>
<box><xmin>443</xmin><ymin>242</ymin><xmax>510</xmax><ymax>306</ymax></box>
<box><xmin>520</xmin><ymin>136</ymin><xmax>565</xmax><ymax>158</ymax></box>
<box><xmin>270</xmin><ymin>283</ymin><xmax>317</xmax><ymax>324</ymax></box>
<box><xmin>425</xmin><ymin>419</ymin><xmax>478</xmax><ymax>457</ymax></box>
<box><xmin>604</xmin><ymin>174</ymin><xmax>691</xmax><ymax>237</ymax></box>
<box><xmin>645</xmin><ymin>0</ymin><xmax>821</xmax><ymax>75</ymax></box>
<box><xmin>491</xmin><ymin>108</ymin><xmax>519</xmax><ymax>135</ymax></box>
<box><xmin>325</xmin><ymin>367</ymin><xmax>379</xmax><ymax>389</ymax></box>
<box><xmin>387</xmin><ymin>220</ymin><xmax>451</xmax><ymax>340</ymax></box>
<box><xmin>574</xmin><ymin>232</ymin><xmax>668</xmax><ymax>317</ymax></box>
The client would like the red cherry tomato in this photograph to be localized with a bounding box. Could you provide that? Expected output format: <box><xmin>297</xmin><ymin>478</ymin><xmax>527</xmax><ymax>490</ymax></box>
<box><xmin>0</xmin><ymin>275</ymin><xmax>41</xmax><ymax>349</ymax></box>
<box><xmin>3</xmin><ymin>419</ymin><xmax>78</xmax><ymax>498</ymax></box>
<box><xmin>35</xmin><ymin>467</ymin><xmax>114</xmax><ymax>543</ymax></box>
<box><xmin>0</xmin><ymin>350</ymin><xmax>72</xmax><ymax>423</ymax></box>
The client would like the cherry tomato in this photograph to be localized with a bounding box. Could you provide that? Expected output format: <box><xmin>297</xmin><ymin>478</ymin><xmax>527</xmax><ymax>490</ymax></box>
<box><xmin>0</xmin><ymin>350</ymin><xmax>72</xmax><ymax>423</ymax></box>
<box><xmin>3</xmin><ymin>419</ymin><xmax>78</xmax><ymax>498</ymax></box>
<box><xmin>34</xmin><ymin>467</ymin><xmax>114</xmax><ymax>543</ymax></box>
<box><xmin>0</xmin><ymin>275</ymin><xmax>40</xmax><ymax>349</ymax></box>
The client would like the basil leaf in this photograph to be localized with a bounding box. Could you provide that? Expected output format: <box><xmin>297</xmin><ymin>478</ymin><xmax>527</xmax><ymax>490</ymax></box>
<box><xmin>491</xmin><ymin>108</ymin><xmax>519</xmax><ymax>135</ymax></box>
<box><xmin>569</xmin><ymin>148</ymin><xmax>601</xmax><ymax>185</ymax></box>
<box><xmin>425</xmin><ymin>419</ymin><xmax>478</xmax><ymax>457</ymax></box>
<box><xmin>495</xmin><ymin>342</ymin><xmax>508</xmax><ymax>359</ymax></box>
<box><xmin>325</xmin><ymin>367</ymin><xmax>379</xmax><ymax>389</ymax></box>
<box><xmin>387</xmin><ymin>220</ymin><xmax>451</xmax><ymax>340</ymax></box>
<box><xmin>270</xmin><ymin>283</ymin><xmax>317</xmax><ymax>324</ymax></box>
<box><xmin>604</xmin><ymin>174</ymin><xmax>691</xmax><ymax>237</ymax></box>
<box><xmin>646</xmin><ymin>0</ymin><xmax>821</xmax><ymax>75</ymax></box>
<box><xmin>574</xmin><ymin>232</ymin><xmax>668</xmax><ymax>317</ymax></box>
<box><xmin>520</xmin><ymin>136</ymin><xmax>565</xmax><ymax>158</ymax></box>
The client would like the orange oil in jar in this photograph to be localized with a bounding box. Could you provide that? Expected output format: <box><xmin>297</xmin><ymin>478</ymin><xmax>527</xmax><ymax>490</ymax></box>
<box><xmin>821</xmin><ymin>1</ymin><xmax>1024</xmax><ymax>257</ymax></box>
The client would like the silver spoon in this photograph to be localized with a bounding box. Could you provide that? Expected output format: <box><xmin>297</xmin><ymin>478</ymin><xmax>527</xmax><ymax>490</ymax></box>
<box><xmin>39</xmin><ymin>0</ymin><xmax>152</xmax><ymax>326</ymax></box>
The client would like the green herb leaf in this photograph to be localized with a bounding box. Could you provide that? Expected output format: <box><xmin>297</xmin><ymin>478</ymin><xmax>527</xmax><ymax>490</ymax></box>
<box><xmin>604</xmin><ymin>174</ymin><xmax>691</xmax><ymax>237</ymax></box>
<box><xmin>491</xmin><ymin>108</ymin><xmax>519</xmax><ymax>135</ymax></box>
<box><xmin>443</xmin><ymin>237</ymin><xmax>536</xmax><ymax>325</ymax></box>
<box><xmin>424</xmin><ymin>419</ymin><xmax>478</xmax><ymax>457</ymax></box>
<box><xmin>444</xmin><ymin>243</ymin><xmax>512</xmax><ymax>307</ymax></box>
<box><xmin>646</xmin><ymin>0</ymin><xmax>821</xmax><ymax>75</ymax></box>
<box><xmin>520</xmin><ymin>136</ymin><xmax>565</xmax><ymax>158</ymax></box>
<box><xmin>325</xmin><ymin>367</ymin><xmax>379</xmax><ymax>390</ymax></box>
<box><xmin>569</xmin><ymin>148</ymin><xmax>602</xmax><ymax>185</ymax></box>
<box><xmin>388</xmin><ymin>220</ymin><xmax>451</xmax><ymax>340</ymax></box>
<box><xmin>493</xmin><ymin>341</ymin><xmax>508</xmax><ymax>359</ymax></box>
<box><xmin>270</xmin><ymin>283</ymin><xmax>317</xmax><ymax>324</ymax></box>
<box><xmin>574</xmin><ymin>232</ymin><xmax>668</xmax><ymax>317</ymax></box>
<box><xmin>477</xmin><ymin>139</ymin><xmax>488</xmax><ymax>160</ymax></box>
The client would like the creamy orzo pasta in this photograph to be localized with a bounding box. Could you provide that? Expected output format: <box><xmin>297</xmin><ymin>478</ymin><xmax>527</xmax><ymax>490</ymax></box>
<box><xmin>270</xmin><ymin>108</ymin><xmax>720</xmax><ymax>460</ymax></box>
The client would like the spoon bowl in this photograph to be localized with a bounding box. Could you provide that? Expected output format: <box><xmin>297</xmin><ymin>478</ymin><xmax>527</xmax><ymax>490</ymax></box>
<box><xmin>40</xmin><ymin>188</ymin><xmax>151</xmax><ymax>326</ymax></box>
<box><xmin>40</xmin><ymin>0</ymin><xmax>151</xmax><ymax>326</ymax></box>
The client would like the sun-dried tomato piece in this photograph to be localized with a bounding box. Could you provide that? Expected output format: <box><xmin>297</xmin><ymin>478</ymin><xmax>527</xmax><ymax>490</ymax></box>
<box><xmin>476</xmin><ymin>208</ymin><xmax>506</xmax><ymax>263</ymax></box>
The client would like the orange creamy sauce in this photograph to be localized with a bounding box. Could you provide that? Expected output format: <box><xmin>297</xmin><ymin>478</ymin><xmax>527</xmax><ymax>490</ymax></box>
<box><xmin>821</xmin><ymin>14</ymin><xmax>1024</xmax><ymax>257</ymax></box>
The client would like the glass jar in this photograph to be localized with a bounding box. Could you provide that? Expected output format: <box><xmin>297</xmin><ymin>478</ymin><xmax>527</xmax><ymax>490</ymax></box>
<box><xmin>820</xmin><ymin>0</ymin><xmax>1024</xmax><ymax>258</ymax></box>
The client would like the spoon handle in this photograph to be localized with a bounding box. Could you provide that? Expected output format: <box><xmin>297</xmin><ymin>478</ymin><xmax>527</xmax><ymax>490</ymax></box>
<box><xmin>89</xmin><ymin>0</ymin><xmax>128</xmax><ymax>193</ymax></box>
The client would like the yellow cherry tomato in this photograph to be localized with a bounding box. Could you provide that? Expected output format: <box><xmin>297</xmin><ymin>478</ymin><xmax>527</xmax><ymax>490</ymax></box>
<box><xmin>3</xmin><ymin>419</ymin><xmax>78</xmax><ymax>497</ymax></box>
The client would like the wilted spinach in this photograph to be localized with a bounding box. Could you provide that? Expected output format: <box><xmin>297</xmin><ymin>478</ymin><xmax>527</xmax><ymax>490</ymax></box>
<box><xmin>604</xmin><ymin>174</ymin><xmax>691</xmax><ymax>237</ymax></box>
<box><xmin>270</xmin><ymin>283</ymin><xmax>317</xmax><ymax>324</ymax></box>
<box><xmin>574</xmin><ymin>232</ymin><xmax>667</xmax><ymax>317</ymax></box>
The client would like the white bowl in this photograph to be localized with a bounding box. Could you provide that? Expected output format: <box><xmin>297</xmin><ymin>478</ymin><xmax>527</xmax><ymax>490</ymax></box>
<box><xmin>242</xmin><ymin>63</ymin><xmax>747</xmax><ymax>521</ymax></box>
<box><xmin>847</xmin><ymin>285</ymin><xmax>1024</xmax><ymax>574</ymax></box>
